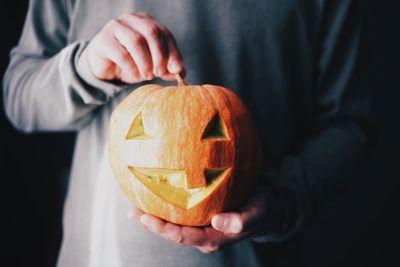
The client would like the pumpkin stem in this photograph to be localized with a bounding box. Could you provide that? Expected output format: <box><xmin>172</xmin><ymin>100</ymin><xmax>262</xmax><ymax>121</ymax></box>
<box><xmin>175</xmin><ymin>73</ymin><xmax>187</xmax><ymax>86</ymax></box>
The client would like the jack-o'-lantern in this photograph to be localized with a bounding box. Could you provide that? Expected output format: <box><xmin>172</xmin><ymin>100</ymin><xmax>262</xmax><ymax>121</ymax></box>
<box><xmin>109</xmin><ymin>74</ymin><xmax>262</xmax><ymax>226</ymax></box>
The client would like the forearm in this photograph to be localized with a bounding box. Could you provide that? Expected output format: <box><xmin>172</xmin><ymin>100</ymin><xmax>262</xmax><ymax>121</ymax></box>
<box><xmin>3</xmin><ymin>41</ymin><xmax>125</xmax><ymax>132</ymax></box>
<box><xmin>257</xmin><ymin>0</ymin><xmax>371</xmax><ymax>242</ymax></box>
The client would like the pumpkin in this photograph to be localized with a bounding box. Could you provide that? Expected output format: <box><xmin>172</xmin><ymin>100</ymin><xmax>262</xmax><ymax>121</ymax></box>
<box><xmin>109</xmin><ymin>74</ymin><xmax>262</xmax><ymax>226</ymax></box>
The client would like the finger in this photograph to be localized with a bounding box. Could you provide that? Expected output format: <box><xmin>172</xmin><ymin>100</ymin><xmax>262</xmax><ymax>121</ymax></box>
<box><xmin>127</xmin><ymin>206</ymin><xmax>145</xmax><ymax>221</ymax></box>
<box><xmin>164</xmin><ymin>30</ymin><xmax>185</xmax><ymax>75</ymax></box>
<box><xmin>103</xmin><ymin>36</ymin><xmax>141</xmax><ymax>82</ymax></box>
<box><xmin>149</xmin><ymin>21</ymin><xmax>185</xmax><ymax>75</ymax></box>
<box><xmin>159</xmin><ymin>73</ymin><xmax>176</xmax><ymax>82</ymax></box>
<box><xmin>211</xmin><ymin>194</ymin><xmax>265</xmax><ymax>235</ymax></box>
<box><xmin>159</xmin><ymin>68</ymin><xmax>187</xmax><ymax>83</ymax></box>
<box><xmin>113</xmin><ymin>21</ymin><xmax>154</xmax><ymax>80</ymax></box>
<box><xmin>140</xmin><ymin>216</ymin><xmax>196</xmax><ymax>246</ymax></box>
<box><xmin>212</xmin><ymin>213</ymin><xmax>244</xmax><ymax>235</ymax></box>
<box><xmin>140</xmin><ymin>214</ymin><xmax>185</xmax><ymax>244</ymax></box>
<box><xmin>140</xmin><ymin>214</ymin><xmax>165</xmax><ymax>231</ymax></box>
<box><xmin>140</xmin><ymin>214</ymin><xmax>212</xmax><ymax>247</ymax></box>
<box><xmin>194</xmin><ymin>226</ymin><xmax>230</xmax><ymax>253</ymax></box>
<box><xmin>120</xmin><ymin>14</ymin><xmax>168</xmax><ymax>77</ymax></box>
<box><xmin>180</xmin><ymin>226</ymin><xmax>208</xmax><ymax>246</ymax></box>
<box><xmin>139</xmin><ymin>214</ymin><xmax>240</xmax><ymax>252</ymax></box>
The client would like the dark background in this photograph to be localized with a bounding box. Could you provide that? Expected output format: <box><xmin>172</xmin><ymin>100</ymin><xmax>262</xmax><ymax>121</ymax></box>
<box><xmin>1</xmin><ymin>1</ymin><xmax>399</xmax><ymax>267</ymax></box>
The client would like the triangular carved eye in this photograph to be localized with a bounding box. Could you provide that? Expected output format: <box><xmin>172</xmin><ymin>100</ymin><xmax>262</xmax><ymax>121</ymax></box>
<box><xmin>201</xmin><ymin>113</ymin><xmax>228</xmax><ymax>140</ymax></box>
<box><xmin>125</xmin><ymin>112</ymin><xmax>152</xmax><ymax>140</ymax></box>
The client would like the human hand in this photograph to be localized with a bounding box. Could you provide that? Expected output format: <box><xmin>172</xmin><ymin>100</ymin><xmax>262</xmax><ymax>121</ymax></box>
<box><xmin>128</xmin><ymin>190</ymin><xmax>277</xmax><ymax>253</ymax></box>
<box><xmin>87</xmin><ymin>12</ymin><xmax>184</xmax><ymax>83</ymax></box>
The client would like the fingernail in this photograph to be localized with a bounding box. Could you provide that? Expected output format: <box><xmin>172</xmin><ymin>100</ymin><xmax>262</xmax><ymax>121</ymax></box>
<box><xmin>228</xmin><ymin>217</ymin><xmax>243</xmax><ymax>234</ymax></box>
<box><xmin>212</xmin><ymin>215</ymin><xmax>228</xmax><ymax>231</ymax></box>
<box><xmin>168</xmin><ymin>61</ymin><xmax>181</xmax><ymax>73</ymax></box>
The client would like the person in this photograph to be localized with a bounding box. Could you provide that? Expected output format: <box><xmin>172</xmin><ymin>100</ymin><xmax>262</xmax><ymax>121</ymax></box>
<box><xmin>3</xmin><ymin>0</ymin><xmax>371</xmax><ymax>266</ymax></box>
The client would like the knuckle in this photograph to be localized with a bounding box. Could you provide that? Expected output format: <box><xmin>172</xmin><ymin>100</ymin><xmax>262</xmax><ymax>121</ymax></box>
<box><xmin>140</xmin><ymin>63</ymin><xmax>152</xmax><ymax>74</ymax></box>
<box><xmin>94</xmin><ymin>32</ymin><xmax>108</xmax><ymax>44</ymax></box>
<box><xmin>161</xmin><ymin>29</ymin><xmax>173</xmax><ymax>41</ymax></box>
<box><xmin>136</xmin><ymin>11</ymin><xmax>151</xmax><ymax>18</ymax></box>
<box><xmin>142</xmin><ymin>12</ymin><xmax>151</xmax><ymax>17</ymax></box>
<box><xmin>130</xmin><ymin>33</ymin><xmax>146</xmax><ymax>46</ymax></box>
<box><xmin>106</xmin><ymin>19</ymin><xmax>121</xmax><ymax>29</ymax></box>
<box><xmin>119</xmin><ymin>12</ymin><xmax>133</xmax><ymax>20</ymax></box>
<box><xmin>146</xmin><ymin>24</ymin><xmax>161</xmax><ymax>38</ymax></box>
<box><xmin>161</xmin><ymin>27</ymin><xmax>172</xmax><ymax>38</ymax></box>
<box><xmin>117</xmin><ymin>50</ymin><xmax>131</xmax><ymax>63</ymax></box>
<box><xmin>174</xmin><ymin>235</ymin><xmax>184</xmax><ymax>244</ymax></box>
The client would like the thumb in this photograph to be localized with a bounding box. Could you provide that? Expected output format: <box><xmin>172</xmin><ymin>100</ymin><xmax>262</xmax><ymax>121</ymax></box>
<box><xmin>211</xmin><ymin>212</ymin><xmax>244</xmax><ymax>234</ymax></box>
<box><xmin>211</xmin><ymin>194</ymin><xmax>266</xmax><ymax>235</ymax></box>
<box><xmin>211</xmin><ymin>213</ymin><xmax>244</xmax><ymax>235</ymax></box>
<box><xmin>212</xmin><ymin>207</ymin><xmax>261</xmax><ymax>235</ymax></box>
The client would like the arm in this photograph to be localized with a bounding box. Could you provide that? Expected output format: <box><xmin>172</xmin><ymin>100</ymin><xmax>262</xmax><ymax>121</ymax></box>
<box><xmin>261</xmin><ymin>0</ymin><xmax>371</xmax><ymax>241</ymax></box>
<box><xmin>3</xmin><ymin>0</ymin><xmax>115</xmax><ymax>132</ymax></box>
<box><xmin>131</xmin><ymin>0</ymin><xmax>372</xmax><ymax>251</ymax></box>
<box><xmin>3</xmin><ymin>0</ymin><xmax>184</xmax><ymax>133</ymax></box>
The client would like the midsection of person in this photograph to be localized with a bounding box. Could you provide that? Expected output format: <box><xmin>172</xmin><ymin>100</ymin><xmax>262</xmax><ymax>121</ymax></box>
<box><xmin>59</xmin><ymin>1</ymin><xmax>316</xmax><ymax>266</ymax></box>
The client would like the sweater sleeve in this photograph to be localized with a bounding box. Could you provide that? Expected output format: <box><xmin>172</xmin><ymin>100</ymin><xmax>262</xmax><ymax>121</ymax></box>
<box><xmin>2</xmin><ymin>0</ymin><xmax>126</xmax><ymax>133</ymax></box>
<box><xmin>254</xmin><ymin>0</ymin><xmax>372</xmax><ymax>242</ymax></box>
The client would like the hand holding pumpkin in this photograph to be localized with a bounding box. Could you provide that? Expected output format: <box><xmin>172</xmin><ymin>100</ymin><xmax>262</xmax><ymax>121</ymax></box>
<box><xmin>109</xmin><ymin>67</ymin><xmax>269</xmax><ymax>251</ymax></box>
<box><xmin>128</xmin><ymin>189</ymin><xmax>272</xmax><ymax>253</ymax></box>
<box><xmin>87</xmin><ymin>12</ymin><xmax>184</xmax><ymax>83</ymax></box>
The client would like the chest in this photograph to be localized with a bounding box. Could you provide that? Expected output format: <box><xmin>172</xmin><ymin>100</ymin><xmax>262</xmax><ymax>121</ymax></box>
<box><xmin>67</xmin><ymin>0</ymin><xmax>311</xmax><ymax>47</ymax></box>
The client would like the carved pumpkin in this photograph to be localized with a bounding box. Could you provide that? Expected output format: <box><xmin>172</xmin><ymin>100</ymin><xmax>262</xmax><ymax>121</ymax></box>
<box><xmin>109</xmin><ymin>75</ymin><xmax>262</xmax><ymax>226</ymax></box>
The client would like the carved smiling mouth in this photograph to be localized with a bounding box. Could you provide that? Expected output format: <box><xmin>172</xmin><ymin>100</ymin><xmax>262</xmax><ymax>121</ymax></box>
<box><xmin>128</xmin><ymin>166</ymin><xmax>232</xmax><ymax>209</ymax></box>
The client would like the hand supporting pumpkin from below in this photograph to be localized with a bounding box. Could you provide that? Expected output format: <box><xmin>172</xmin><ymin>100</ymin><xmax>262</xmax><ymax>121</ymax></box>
<box><xmin>87</xmin><ymin>12</ymin><xmax>185</xmax><ymax>83</ymax></box>
<box><xmin>128</xmin><ymin>186</ymin><xmax>281</xmax><ymax>253</ymax></box>
<box><xmin>109</xmin><ymin>74</ymin><xmax>263</xmax><ymax>226</ymax></box>
<box><xmin>109</xmin><ymin>73</ymin><xmax>268</xmax><ymax>251</ymax></box>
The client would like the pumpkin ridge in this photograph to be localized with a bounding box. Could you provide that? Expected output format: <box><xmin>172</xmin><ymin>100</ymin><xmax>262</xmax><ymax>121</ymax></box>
<box><xmin>140</xmin><ymin>85</ymin><xmax>165</xmax><ymax>110</ymax></box>
<box><xmin>195</xmin><ymin>83</ymin><xmax>208</xmax><ymax>103</ymax></box>
<box><xmin>124</xmin><ymin>84</ymin><xmax>162</xmax><ymax>107</ymax></box>
<box><xmin>133</xmin><ymin>85</ymin><xmax>169</xmax><ymax>138</ymax></box>
<box><xmin>201</xmin><ymin>85</ymin><xmax>219</xmax><ymax>111</ymax></box>
<box><xmin>123</xmin><ymin>85</ymin><xmax>164</xmax><ymax>123</ymax></box>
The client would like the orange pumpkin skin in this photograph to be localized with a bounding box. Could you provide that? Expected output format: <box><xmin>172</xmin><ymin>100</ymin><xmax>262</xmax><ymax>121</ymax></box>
<box><xmin>109</xmin><ymin>82</ymin><xmax>262</xmax><ymax>226</ymax></box>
